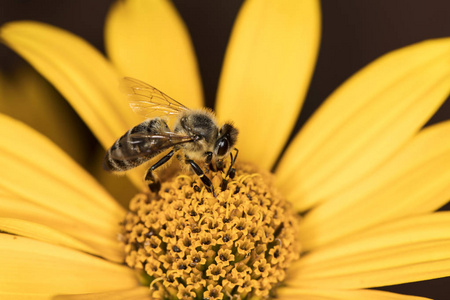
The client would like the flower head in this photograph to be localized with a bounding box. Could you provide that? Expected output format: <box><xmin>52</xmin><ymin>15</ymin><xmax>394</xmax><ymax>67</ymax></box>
<box><xmin>1</xmin><ymin>1</ymin><xmax>450</xmax><ymax>299</ymax></box>
<box><xmin>120</xmin><ymin>164</ymin><xmax>300</xmax><ymax>299</ymax></box>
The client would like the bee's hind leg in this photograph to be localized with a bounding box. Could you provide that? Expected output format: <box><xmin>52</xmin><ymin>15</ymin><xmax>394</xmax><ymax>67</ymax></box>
<box><xmin>145</xmin><ymin>150</ymin><xmax>175</xmax><ymax>193</ymax></box>
<box><xmin>186</xmin><ymin>159</ymin><xmax>216</xmax><ymax>197</ymax></box>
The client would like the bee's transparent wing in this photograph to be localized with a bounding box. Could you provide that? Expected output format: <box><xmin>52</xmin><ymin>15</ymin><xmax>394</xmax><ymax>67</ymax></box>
<box><xmin>109</xmin><ymin>131</ymin><xmax>194</xmax><ymax>160</ymax></box>
<box><xmin>121</xmin><ymin>77</ymin><xmax>190</xmax><ymax>119</ymax></box>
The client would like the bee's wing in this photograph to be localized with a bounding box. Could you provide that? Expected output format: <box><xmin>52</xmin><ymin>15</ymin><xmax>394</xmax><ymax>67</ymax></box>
<box><xmin>109</xmin><ymin>131</ymin><xmax>194</xmax><ymax>160</ymax></box>
<box><xmin>121</xmin><ymin>77</ymin><xmax>190</xmax><ymax>119</ymax></box>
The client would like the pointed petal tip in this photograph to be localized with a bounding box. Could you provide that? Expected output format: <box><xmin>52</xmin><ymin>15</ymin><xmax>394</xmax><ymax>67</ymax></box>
<box><xmin>216</xmin><ymin>0</ymin><xmax>321</xmax><ymax>170</ymax></box>
<box><xmin>277</xmin><ymin>36</ymin><xmax>450</xmax><ymax>211</ymax></box>
<box><xmin>105</xmin><ymin>0</ymin><xmax>203</xmax><ymax>108</ymax></box>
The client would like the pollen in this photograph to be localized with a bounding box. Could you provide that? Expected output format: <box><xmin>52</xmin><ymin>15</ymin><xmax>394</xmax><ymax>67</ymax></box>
<box><xmin>119</xmin><ymin>163</ymin><xmax>301</xmax><ymax>299</ymax></box>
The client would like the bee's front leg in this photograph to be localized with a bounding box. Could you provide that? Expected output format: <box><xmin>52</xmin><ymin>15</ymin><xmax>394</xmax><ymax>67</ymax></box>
<box><xmin>145</xmin><ymin>150</ymin><xmax>175</xmax><ymax>193</ymax></box>
<box><xmin>205</xmin><ymin>151</ymin><xmax>217</xmax><ymax>172</ymax></box>
<box><xmin>220</xmin><ymin>148</ymin><xmax>239</xmax><ymax>191</ymax></box>
<box><xmin>226</xmin><ymin>148</ymin><xmax>239</xmax><ymax>179</ymax></box>
<box><xmin>185</xmin><ymin>158</ymin><xmax>216</xmax><ymax>197</ymax></box>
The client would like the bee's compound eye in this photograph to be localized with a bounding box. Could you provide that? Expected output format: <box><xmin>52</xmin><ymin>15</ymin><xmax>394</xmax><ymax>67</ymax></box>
<box><xmin>216</xmin><ymin>138</ymin><xmax>229</xmax><ymax>157</ymax></box>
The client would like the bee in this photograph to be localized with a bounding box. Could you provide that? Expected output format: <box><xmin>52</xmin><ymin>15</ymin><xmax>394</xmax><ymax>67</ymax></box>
<box><xmin>103</xmin><ymin>77</ymin><xmax>239</xmax><ymax>196</ymax></box>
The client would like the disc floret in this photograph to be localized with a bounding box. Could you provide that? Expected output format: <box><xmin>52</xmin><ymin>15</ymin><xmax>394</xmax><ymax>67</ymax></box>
<box><xmin>120</xmin><ymin>163</ymin><xmax>301</xmax><ymax>299</ymax></box>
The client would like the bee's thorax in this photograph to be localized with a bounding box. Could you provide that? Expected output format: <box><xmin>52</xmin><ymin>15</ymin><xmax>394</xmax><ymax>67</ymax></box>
<box><xmin>174</xmin><ymin>110</ymin><xmax>219</xmax><ymax>156</ymax></box>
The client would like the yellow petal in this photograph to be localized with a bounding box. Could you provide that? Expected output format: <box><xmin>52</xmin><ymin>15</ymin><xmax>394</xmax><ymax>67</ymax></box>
<box><xmin>0</xmin><ymin>195</ymin><xmax>124</xmax><ymax>263</ymax></box>
<box><xmin>0</xmin><ymin>293</ymin><xmax>52</xmax><ymax>300</ymax></box>
<box><xmin>278</xmin><ymin>287</ymin><xmax>430</xmax><ymax>300</ymax></box>
<box><xmin>277</xmin><ymin>38</ymin><xmax>450</xmax><ymax>210</ymax></box>
<box><xmin>216</xmin><ymin>0</ymin><xmax>321</xmax><ymax>170</ymax></box>
<box><xmin>0</xmin><ymin>234</ymin><xmax>138</xmax><ymax>295</ymax></box>
<box><xmin>91</xmin><ymin>145</ymin><xmax>139</xmax><ymax>207</ymax></box>
<box><xmin>0</xmin><ymin>115</ymin><xmax>124</xmax><ymax>243</ymax></box>
<box><xmin>105</xmin><ymin>0</ymin><xmax>203</xmax><ymax>109</ymax></box>
<box><xmin>290</xmin><ymin>255</ymin><xmax>450</xmax><ymax>290</ymax></box>
<box><xmin>298</xmin><ymin>212</ymin><xmax>450</xmax><ymax>265</ymax></box>
<box><xmin>0</xmin><ymin>66</ymin><xmax>87</xmax><ymax>164</ymax></box>
<box><xmin>0</xmin><ymin>21</ymin><xmax>144</xmax><ymax>189</ymax></box>
<box><xmin>299</xmin><ymin>121</ymin><xmax>450</xmax><ymax>249</ymax></box>
<box><xmin>53</xmin><ymin>287</ymin><xmax>150</xmax><ymax>300</ymax></box>
<box><xmin>288</xmin><ymin>213</ymin><xmax>450</xmax><ymax>289</ymax></box>
<box><xmin>0</xmin><ymin>218</ymin><xmax>102</xmax><ymax>257</ymax></box>
<box><xmin>1</xmin><ymin>21</ymin><xmax>137</xmax><ymax>147</ymax></box>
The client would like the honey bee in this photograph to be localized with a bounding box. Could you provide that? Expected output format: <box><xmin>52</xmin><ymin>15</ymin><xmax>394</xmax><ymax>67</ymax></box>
<box><xmin>103</xmin><ymin>77</ymin><xmax>238</xmax><ymax>195</ymax></box>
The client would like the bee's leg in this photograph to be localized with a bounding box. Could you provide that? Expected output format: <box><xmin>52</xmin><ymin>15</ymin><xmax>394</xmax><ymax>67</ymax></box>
<box><xmin>226</xmin><ymin>148</ymin><xmax>239</xmax><ymax>179</ymax></box>
<box><xmin>216</xmin><ymin>159</ymin><xmax>225</xmax><ymax>172</ymax></box>
<box><xmin>186</xmin><ymin>159</ymin><xmax>216</xmax><ymax>197</ymax></box>
<box><xmin>220</xmin><ymin>148</ymin><xmax>239</xmax><ymax>191</ymax></box>
<box><xmin>205</xmin><ymin>151</ymin><xmax>216</xmax><ymax>172</ymax></box>
<box><xmin>145</xmin><ymin>150</ymin><xmax>175</xmax><ymax>192</ymax></box>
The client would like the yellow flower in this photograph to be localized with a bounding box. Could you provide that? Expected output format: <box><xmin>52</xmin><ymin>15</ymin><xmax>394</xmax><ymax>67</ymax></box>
<box><xmin>1</xmin><ymin>0</ymin><xmax>450</xmax><ymax>299</ymax></box>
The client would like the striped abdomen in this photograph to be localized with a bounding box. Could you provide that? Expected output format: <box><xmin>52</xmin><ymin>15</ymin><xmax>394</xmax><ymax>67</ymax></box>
<box><xmin>103</xmin><ymin>118</ymin><xmax>170</xmax><ymax>172</ymax></box>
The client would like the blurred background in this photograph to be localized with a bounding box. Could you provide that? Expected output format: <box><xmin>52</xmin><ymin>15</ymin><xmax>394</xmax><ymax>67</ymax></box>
<box><xmin>0</xmin><ymin>1</ymin><xmax>449</xmax><ymax>298</ymax></box>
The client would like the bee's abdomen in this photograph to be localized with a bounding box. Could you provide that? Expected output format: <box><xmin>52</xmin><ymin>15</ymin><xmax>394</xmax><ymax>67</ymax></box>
<box><xmin>103</xmin><ymin>118</ymin><xmax>169</xmax><ymax>172</ymax></box>
<box><xmin>103</xmin><ymin>139</ymin><xmax>141</xmax><ymax>172</ymax></box>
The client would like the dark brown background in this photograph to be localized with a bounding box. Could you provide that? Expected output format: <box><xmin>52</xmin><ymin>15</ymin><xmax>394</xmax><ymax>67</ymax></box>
<box><xmin>1</xmin><ymin>1</ymin><xmax>449</xmax><ymax>298</ymax></box>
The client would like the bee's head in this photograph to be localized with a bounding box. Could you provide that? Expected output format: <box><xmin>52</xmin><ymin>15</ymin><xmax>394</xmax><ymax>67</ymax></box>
<box><xmin>214</xmin><ymin>122</ymin><xmax>238</xmax><ymax>159</ymax></box>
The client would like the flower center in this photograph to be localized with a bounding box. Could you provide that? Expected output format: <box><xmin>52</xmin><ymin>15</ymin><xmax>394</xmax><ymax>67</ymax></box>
<box><xmin>119</xmin><ymin>163</ymin><xmax>301</xmax><ymax>299</ymax></box>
